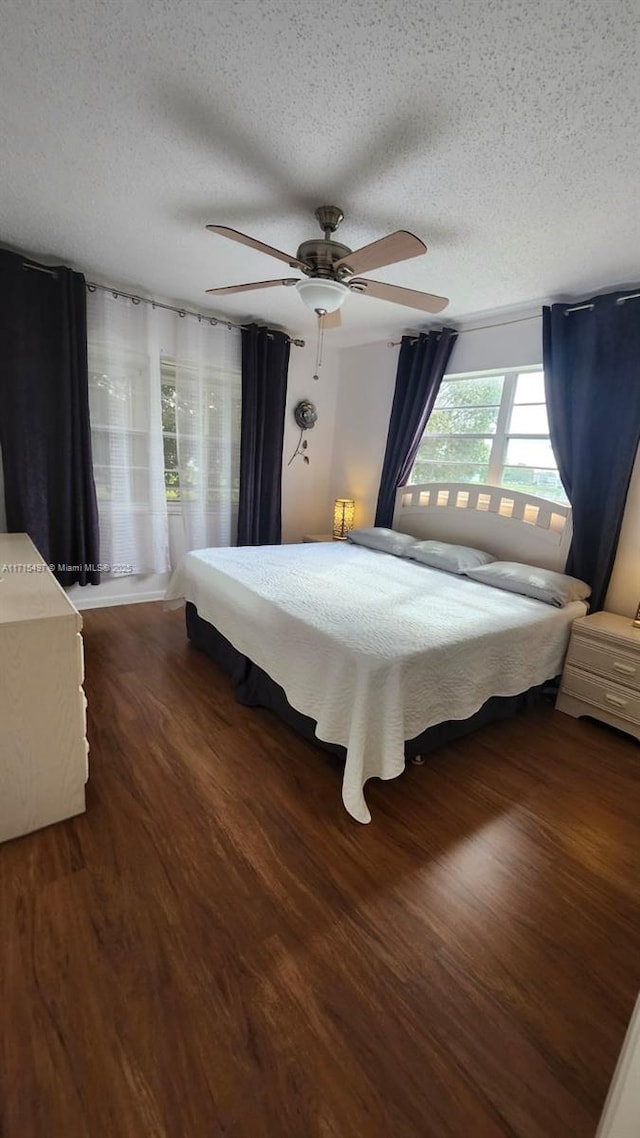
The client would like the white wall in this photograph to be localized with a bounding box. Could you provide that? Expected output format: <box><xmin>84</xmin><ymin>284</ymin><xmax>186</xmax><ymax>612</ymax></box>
<box><xmin>281</xmin><ymin>341</ymin><xmax>340</xmax><ymax>542</ymax></box>
<box><xmin>447</xmin><ymin>314</ymin><xmax>542</xmax><ymax>374</ymax></box>
<box><xmin>330</xmin><ymin>341</ymin><xmax>400</xmax><ymax>528</ymax></box>
<box><xmin>605</xmin><ymin>447</ymin><xmax>640</xmax><ymax>617</ymax></box>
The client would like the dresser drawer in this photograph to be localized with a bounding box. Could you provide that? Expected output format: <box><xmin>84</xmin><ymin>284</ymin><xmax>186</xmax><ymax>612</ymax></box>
<box><xmin>561</xmin><ymin>665</ymin><xmax>640</xmax><ymax>724</ymax></box>
<box><xmin>568</xmin><ymin>638</ymin><xmax>640</xmax><ymax>690</ymax></box>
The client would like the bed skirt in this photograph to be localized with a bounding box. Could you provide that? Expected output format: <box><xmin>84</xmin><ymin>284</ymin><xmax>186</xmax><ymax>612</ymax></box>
<box><xmin>185</xmin><ymin>602</ymin><xmax>551</xmax><ymax>762</ymax></box>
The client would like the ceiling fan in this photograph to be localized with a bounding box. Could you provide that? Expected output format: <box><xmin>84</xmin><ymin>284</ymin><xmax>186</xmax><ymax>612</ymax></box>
<box><xmin>205</xmin><ymin>206</ymin><xmax>449</xmax><ymax>328</ymax></box>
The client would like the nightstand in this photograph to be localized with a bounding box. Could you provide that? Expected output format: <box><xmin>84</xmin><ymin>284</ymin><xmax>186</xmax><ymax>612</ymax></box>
<box><xmin>302</xmin><ymin>534</ymin><xmax>339</xmax><ymax>543</ymax></box>
<box><xmin>556</xmin><ymin>611</ymin><xmax>640</xmax><ymax>741</ymax></box>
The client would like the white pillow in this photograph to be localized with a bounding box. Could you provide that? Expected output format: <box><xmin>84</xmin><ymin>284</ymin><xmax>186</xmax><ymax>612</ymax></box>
<box><xmin>347</xmin><ymin>527</ymin><xmax>417</xmax><ymax>557</ymax></box>
<box><xmin>409</xmin><ymin>540</ymin><xmax>495</xmax><ymax>575</ymax></box>
<box><xmin>466</xmin><ymin>561</ymin><xmax>591</xmax><ymax>607</ymax></box>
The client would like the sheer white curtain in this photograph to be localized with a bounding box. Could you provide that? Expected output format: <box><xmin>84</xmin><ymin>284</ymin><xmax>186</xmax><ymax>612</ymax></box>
<box><xmin>86</xmin><ymin>291</ymin><xmax>242</xmax><ymax>574</ymax></box>
<box><xmin>172</xmin><ymin>315</ymin><xmax>241</xmax><ymax>551</ymax></box>
<box><xmin>86</xmin><ymin>291</ymin><xmax>169</xmax><ymax>575</ymax></box>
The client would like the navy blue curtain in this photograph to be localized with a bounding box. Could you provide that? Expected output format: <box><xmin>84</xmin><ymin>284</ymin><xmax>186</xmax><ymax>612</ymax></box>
<box><xmin>0</xmin><ymin>249</ymin><xmax>100</xmax><ymax>585</ymax></box>
<box><xmin>237</xmin><ymin>324</ymin><xmax>290</xmax><ymax>545</ymax></box>
<box><xmin>543</xmin><ymin>290</ymin><xmax>640</xmax><ymax>610</ymax></box>
<box><xmin>375</xmin><ymin>328</ymin><xmax>457</xmax><ymax>527</ymax></box>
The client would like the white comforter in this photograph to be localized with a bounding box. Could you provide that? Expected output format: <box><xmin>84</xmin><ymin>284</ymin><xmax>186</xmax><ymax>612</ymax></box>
<box><xmin>165</xmin><ymin>542</ymin><xmax>585</xmax><ymax>823</ymax></box>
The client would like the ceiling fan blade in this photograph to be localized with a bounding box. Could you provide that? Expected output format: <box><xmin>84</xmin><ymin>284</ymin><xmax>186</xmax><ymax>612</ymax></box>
<box><xmin>319</xmin><ymin>309</ymin><xmax>342</xmax><ymax>329</ymax></box>
<box><xmin>334</xmin><ymin>231</ymin><xmax>426</xmax><ymax>277</ymax></box>
<box><xmin>349</xmin><ymin>278</ymin><xmax>449</xmax><ymax>314</ymax></box>
<box><xmin>206</xmin><ymin>225</ymin><xmax>310</xmax><ymax>271</ymax></box>
<box><xmin>205</xmin><ymin>279</ymin><xmax>299</xmax><ymax>295</ymax></box>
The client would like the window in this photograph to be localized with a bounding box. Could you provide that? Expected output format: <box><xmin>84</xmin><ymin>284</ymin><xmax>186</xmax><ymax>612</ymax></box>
<box><xmin>86</xmin><ymin>289</ymin><xmax>242</xmax><ymax>572</ymax></box>
<box><xmin>88</xmin><ymin>341</ymin><xmax>163</xmax><ymax>509</ymax></box>
<box><xmin>160</xmin><ymin>356</ymin><xmax>242</xmax><ymax>506</ymax></box>
<box><xmin>409</xmin><ymin>367</ymin><xmax>567</xmax><ymax>503</ymax></box>
<box><xmin>161</xmin><ymin>365</ymin><xmax>179</xmax><ymax>501</ymax></box>
<box><xmin>86</xmin><ymin>294</ymin><xmax>170</xmax><ymax>577</ymax></box>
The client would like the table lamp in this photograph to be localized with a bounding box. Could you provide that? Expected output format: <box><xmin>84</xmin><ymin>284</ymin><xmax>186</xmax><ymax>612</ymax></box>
<box><xmin>333</xmin><ymin>498</ymin><xmax>355</xmax><ymax>540</ymax></box>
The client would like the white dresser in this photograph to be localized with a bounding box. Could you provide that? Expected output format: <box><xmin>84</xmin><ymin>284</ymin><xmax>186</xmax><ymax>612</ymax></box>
<box><xmin>556</xmin><ymin>611</ymin><xmax>640</xmax><ymax>741</ymax></box>
<box><xmin>0</xmin><ymin>533</ymin><xmax>88</xmax><ymax>842</ymax></box>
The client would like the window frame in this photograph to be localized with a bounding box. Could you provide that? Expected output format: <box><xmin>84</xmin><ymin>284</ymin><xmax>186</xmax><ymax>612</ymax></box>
<box><xmin>160</xmin><ymin>364</ymin><xmax>181</xmax><ymax>511</ymax></box>
<box><xmin>160</xmin><ymin>354</ymin><xmax>243</xmax><ymax>514</ymax></box>
<box><xmin>409</xmin><ymin>364</ymin><xmax>566</xmax><ymax>502</ymax></box>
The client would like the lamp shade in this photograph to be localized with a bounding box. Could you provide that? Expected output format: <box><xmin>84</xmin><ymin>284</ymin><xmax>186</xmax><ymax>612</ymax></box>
<box><xmin>296</xmin><ymin>278</ymin><xmax>349</xmax><ymax>314</ymax></box>
<box><xmin>333</xmin><ymin>497</ymin><xmax>356</xmax><ymax>540</ymax></box>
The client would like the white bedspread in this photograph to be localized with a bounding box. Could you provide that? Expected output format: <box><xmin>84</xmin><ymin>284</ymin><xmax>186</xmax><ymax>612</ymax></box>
<box><xmin>165</xmin><ymin>542</ymin><xmax>585</xmax><ymax>823</ymax></box>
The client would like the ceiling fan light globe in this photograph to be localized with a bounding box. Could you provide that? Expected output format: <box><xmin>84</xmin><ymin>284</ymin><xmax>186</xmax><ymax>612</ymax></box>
<box><xmin>295</xmin><ymin>278</ymin><xmax>349</xmax><ymax>314</ymax></box>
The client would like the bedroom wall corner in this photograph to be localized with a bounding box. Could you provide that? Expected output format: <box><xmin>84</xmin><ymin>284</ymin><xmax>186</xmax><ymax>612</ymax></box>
<box><xmin>65</xmin><ymin>511</ymin><xmax>184</xmax><ymax>609</ymax></box>
<box><xmin>446</xmin><ymin>313</ymin><xmax>542</xmax><ymax>375</ymax></box>
<box><xmin>66</xmin><ymin>573</ymin><xmax>172</xmax><ymax>610</ymax></box>
<box><xmin>330</xmin><ymin>341</ymin><xmax>400</xmax><ymax>528</ymax></box>
<box><xmin>605</xmin><ymin>445</ymin><xmax>640</xmax><ymax>618</ymax></box>
<box><xmin>281</xmin><ymin>341</ymin><xmax>340</xmax><ymax>542</ymax></box>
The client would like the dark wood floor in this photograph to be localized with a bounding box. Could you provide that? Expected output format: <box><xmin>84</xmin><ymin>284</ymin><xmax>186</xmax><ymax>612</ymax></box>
<box><xmin>2</xmin><ymin>602</ymin><xmax>640</xmax><ymax>1137</ymax></box>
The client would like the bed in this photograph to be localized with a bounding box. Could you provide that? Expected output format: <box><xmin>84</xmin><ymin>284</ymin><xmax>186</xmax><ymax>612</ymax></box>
<box><xmin>165</xmin><ymin>483</ymin><xmax>586</xmax><ymax>823</ymax></box>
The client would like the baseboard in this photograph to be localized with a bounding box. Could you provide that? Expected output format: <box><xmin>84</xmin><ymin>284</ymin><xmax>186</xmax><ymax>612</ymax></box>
<box><xmin>72</xmin><ymin>589</ymin><xmax>168</xmax><ymax>611</ymax></box>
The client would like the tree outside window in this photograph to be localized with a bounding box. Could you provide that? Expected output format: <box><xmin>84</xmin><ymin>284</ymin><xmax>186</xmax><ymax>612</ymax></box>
<box><xmin>161</xmin><ymin>358</ymin><xmax>241</xmax><ymax>505</ymax></box>
<box><xmin>409</xmin><ymin>368</ymin><xmax>567</xmax><ymax>504</ymax></box>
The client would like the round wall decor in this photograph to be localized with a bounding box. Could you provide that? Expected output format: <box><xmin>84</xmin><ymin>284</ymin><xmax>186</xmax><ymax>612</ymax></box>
<box><xmin>293</xmin><ymin>400</ymin><xmax>318</xmax><ymax>430</ymax></box>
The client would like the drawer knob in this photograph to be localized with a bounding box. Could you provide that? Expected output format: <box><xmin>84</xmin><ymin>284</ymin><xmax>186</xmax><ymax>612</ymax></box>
<box><xmin>605</xmin><ymin>693</ymin><xmax>628</xmax><ymax>708</ymax></box>
<box><xmin>613</xmin><ymin>661</ymin><xmax>635</xmax><ymax>675</ymax></box>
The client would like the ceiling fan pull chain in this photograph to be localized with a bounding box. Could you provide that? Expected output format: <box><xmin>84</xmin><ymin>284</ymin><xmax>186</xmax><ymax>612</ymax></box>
<box><xmin>313</xmin><ymin>313</ymin><xmax>325</xmax><ymax>380</ymax></box>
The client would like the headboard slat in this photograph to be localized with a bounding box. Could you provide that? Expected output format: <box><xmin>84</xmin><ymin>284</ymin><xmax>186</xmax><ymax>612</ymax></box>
<box><xmin>393</xmin><ymin>482</ymin><xmax>572</xmax><ymax>572</ymax></box>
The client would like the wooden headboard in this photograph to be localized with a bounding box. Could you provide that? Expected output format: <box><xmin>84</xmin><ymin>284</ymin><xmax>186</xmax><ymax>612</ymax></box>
<box><xmin>392</xmin><ymin>482</ymin><xmax>572</xmax><ymax>573</ymax></box>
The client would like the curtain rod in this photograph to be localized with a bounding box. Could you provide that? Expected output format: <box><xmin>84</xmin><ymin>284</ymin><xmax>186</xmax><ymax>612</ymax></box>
<box><xmin>22</xmin><ymin>260</ymin><xmax>58</xmax><ymax>278</ymax></box>
<box><xmin>387</xmin><ymin>289</ymin><xmax>640</xmax><ymax>342</ymax></box>
<box><xmin>84</xmin><ymin>281</ymin><xmax>306</xmax><ymax>346</ymax></box>
<box><xmin>21</xmin><ymin>263</ymin><xmax>305</xmax><ymax>346</ymax></box>
<box><xmin>564</xmin><ymin>291</ymin><xmax>640</xmax><ymax>314</ymax></box>
<box><xmin>387</xmin><ymin>312</ymin><xmax>539</xmax><ymax>346</ymax></box>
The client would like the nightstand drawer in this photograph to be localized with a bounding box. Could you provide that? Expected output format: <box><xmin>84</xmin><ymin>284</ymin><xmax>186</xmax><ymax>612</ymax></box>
<box><xmin>568</xmin><ymin>639</ymin><xmax>640</xmax><ymax>690</ymax></box>
<box><xmin>562</xmin><ymin>666</ymin><xmax>640</xmax><ymax>724</ymax></box>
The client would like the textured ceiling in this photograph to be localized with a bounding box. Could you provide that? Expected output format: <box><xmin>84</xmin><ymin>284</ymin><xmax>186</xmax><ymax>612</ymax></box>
<box><xmin>1</xmin><ymin>0</ymin><xmax>639</xmax><ymax>345</ymax></box>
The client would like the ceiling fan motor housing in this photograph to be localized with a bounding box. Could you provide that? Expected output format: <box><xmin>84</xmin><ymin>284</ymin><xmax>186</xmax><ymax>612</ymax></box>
<box><xmin>295</xmin><ymin>239</ymin><xmax>353</xmax><ymax>278</ymax></box>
